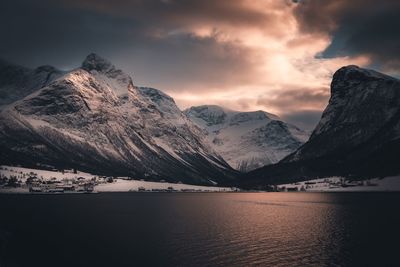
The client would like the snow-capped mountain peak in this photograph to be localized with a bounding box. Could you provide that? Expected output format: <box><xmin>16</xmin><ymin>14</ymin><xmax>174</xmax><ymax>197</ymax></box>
<box><xmin>138</xmin><ymin>87</ymin><xmax>183</xmax><ymax>118</ymax></box>
<box><xmin>185</xmin><ymin>105</ymin><xmax>309</xmax><ymax>172</ymax></box>
<box><xmin>81</xmin><ymin>53</ymin><xmax>114</xmax><ymax>73</ymax></box>
<box><xmin>185</xmin><ymin>105</ymin><xmax>230</xmax><ymax>126</ymax></box>
<box><xmin>81</xmin><ymin>53</ymin><xmax>135</xmax><ymax>97</ymax></box>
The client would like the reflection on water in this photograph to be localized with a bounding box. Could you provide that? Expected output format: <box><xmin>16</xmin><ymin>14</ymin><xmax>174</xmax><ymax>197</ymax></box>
<box><xmin>0</xmin><ymin>193</ymin><xmax>399</xmax><ymax>266</ymax></box>
<box><xmin>160</xmin><ymin>193</ymin><xmax>349</xmax><ymax>266</ymax></box>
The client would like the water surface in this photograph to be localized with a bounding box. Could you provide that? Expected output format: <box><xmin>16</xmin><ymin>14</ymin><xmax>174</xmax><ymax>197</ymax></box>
<box><xmin>0</xmin><ymin>193</ymin><xmax>399</xmax><ymax>266</ymax></box>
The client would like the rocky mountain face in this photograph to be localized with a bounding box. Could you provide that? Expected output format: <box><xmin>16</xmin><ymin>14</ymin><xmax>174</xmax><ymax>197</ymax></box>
<box><xmin>0</xmin><ymin>59</ymin><xmax>63</xmax><ymax>109</ymax></box>
<box><xmin>242</xmin><ymin>65</ymin><xmax>400</xmax><ymax>188</ymax></box>
<box><xmin>288</xmin><ymin>65</ymin><xmax>400</xmax><ymax>162</ymax></box>
<box><xmin>184</xmin><ymin>105</ymin><xmax>309</xmax><ymax>172</ymax></box>
<box><xmin>0</xmin><ymin>54</ymin><xmax>237</xmax><ymax>185</ymax></box>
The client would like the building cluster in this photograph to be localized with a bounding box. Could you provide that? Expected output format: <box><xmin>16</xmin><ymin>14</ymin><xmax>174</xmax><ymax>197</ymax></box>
<box><xmin>0</xmin><ymin>167</ymin><xmax>105</xmax><ymax>193</ymax></box>
<box><xmin>277</xmin><ymin>178</ymin><xmax>378</xmax><ymax>192</ymax></box>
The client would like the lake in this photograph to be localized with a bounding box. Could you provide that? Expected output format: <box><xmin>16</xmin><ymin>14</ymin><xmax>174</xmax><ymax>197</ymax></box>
<box><xmin>0</xmin><ymin>192</ymin><xmax>399</xmax><ymax>266</ymax></box>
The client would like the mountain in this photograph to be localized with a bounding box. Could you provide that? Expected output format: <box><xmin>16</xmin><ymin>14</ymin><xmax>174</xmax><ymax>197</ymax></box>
<box><xmin>0</xmin><ymin>59</ymin><xmax>63</xmax><ymax>109</ymax></box>
<box><xmin>0</xmin><ymin>53</ymin><xmax>237</xmax><ymax>185</ymax></box>
<box><xmin>242</xmin><ymin>65</ymin><xmax>400</xmax><ymax>188</ymax></box>
<box><xmin>184</xmin><ymin>105</ymin><xmax>309</xmax><ymax>172</ymax></box>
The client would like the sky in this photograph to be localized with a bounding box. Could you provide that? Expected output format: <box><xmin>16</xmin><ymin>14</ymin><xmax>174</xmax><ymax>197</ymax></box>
<box><xmin>1</xmin><ymin>0</ymin><xmax>399</xmax><ymax>130</ymax></box>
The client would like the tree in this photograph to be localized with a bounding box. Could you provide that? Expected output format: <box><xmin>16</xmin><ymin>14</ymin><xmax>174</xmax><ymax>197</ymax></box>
<box><xmin>7</xmin><ymin>176</ymin><xmax>19</xmax><ymax>187</ymax></box>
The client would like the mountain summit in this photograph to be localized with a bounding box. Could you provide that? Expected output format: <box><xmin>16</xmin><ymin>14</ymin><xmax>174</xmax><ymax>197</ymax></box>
<box><xmin>81</xmin><ymin>53</ymin><xmax>114</xmax><ymax>72</ymax></box>
<box><xmin>81</xmin><ymin>53</ymin><xmax>136</xmax><ymax>97</ymax></box>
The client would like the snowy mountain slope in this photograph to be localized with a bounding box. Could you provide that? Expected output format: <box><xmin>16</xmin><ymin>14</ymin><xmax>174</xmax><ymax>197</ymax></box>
<box><xmin>241</xmin><ymin>65</ymin><xmax>400</xmax><ymax>188</ymax></box>
<box><xmin>0</xmin><ymin>59</ymin><xmax>63</xmax><ymax>109</ymax></box>
<box><xmin>0</xmin><ymin>54</ymin><xmax>237</xmax><ymax>185</ymax></box>
<box><xmin>184</xmin><ymin>105</ymin><xmax>309</xmax><ymax>171</ymax></box>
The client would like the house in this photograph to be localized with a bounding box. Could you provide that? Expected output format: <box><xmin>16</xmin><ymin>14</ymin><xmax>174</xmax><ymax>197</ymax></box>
<box><xmin>286</xmin><ymin>187</ymin><xmax>298</xmax><ymax>192</ymax></box>
<box><xmin>84</xmin><ymin>183</ymin><xmax>94</xmax><ymax>192</ymax></box>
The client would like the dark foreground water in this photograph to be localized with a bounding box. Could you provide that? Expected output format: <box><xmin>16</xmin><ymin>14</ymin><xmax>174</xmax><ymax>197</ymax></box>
<box><xmin>0</xmin><ymin>193</ymin><xmax>399</xmax><ymax>267</ymax></box>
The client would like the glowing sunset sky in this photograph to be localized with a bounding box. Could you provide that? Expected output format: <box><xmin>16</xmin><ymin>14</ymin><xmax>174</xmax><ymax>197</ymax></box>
<box><xmin>1</xmin><ymin>0</ymin><xmax>399</xmax><ymax>129</ymax></box>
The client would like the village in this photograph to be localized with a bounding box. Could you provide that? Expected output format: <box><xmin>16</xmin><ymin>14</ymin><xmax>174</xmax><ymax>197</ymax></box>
<box><xmin>1</xmin><ymin>166</ymin><xmax>107</xmax><ymax>193</ymax></box>
<box><xmin>0</xmin><ymin>166</ymin><xmax>236</xmax><ymax>193</ymax></box>
<box><xmin>275</xmin><ymin>176</ymin><xmax>398</xmax><ymax>192</ymax></box>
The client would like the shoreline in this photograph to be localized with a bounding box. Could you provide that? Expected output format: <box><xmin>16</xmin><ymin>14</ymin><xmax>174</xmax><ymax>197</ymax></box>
<box><xmin>2</xmin><ymin>189</ymin><xmax>400</xmax><ymax>194</ymax></box>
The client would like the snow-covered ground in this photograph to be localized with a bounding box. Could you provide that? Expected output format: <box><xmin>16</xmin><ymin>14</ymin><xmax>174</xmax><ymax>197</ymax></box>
<box><xmin>0</xmin><ymin>166</ymin><xmax>95</xmax><ymax>181</ymax></box>
<box><xmin>278</xmin><ymin>176</ymin><xmax>400</xmax><ymax>192</ymax></box>
<box><xmin>0</xmin><ymin>165</ymin><xmax>234</xmax><ymax>193</ymax></box>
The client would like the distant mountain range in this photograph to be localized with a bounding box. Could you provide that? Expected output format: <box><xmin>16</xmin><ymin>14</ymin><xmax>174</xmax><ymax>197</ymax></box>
<box><xmin>1</xmin><ymin>54</ymin><xmax>399</xmax><ymax>187</ymax></box>
<box><xmin>241</xmin><ymin>65</ymin><xmax>400</xmax><ymax>188</ymax></box>
<box><xmin>185</xmin><ymin>105</ymin><xmax>308</xmax><ymax>172</ymax></box>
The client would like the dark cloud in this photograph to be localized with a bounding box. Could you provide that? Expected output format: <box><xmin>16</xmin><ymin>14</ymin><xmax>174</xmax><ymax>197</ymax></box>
<box><xmin>112</xmin><ymin>32</ymin><xmax>258</xmax><ymax>91</ymax></box>
<box><xmin>0</xmin><ymin>0</ymin><xmax>264</xmax><ymax>91</ymax></box>
<box><xmin>0</xmin><ymin>0</ymin><xmax>135</xmax><ymax>68</ymax></box>
<box><xmin>256</xmin><ymin>88</ymin><xmax>330</xmax><ymax>111</ymax></box>
<box><xmin>293</xmin><ymin>0</ymin><xmax>400</xmax><ymax>71</ymax></box>
<box><xmin>255</xmin><ymin>88</ymin><xmax>329</xmax><ymax>130</ymax></box>
<box><xmin>63</xmin><ymin>0</ymin><xmax>282</xmax><ymax>31</ymax></box>
<box><xmin>281</xmin><ymin>110</ymin><xmax>322</xmax><ymax>132</ymax></box>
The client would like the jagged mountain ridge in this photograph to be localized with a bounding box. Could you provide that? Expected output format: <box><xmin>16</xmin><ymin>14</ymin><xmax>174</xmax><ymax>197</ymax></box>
<box><xmin>0</xmin><ymin>54</ymin><xmax>237</xmax><ymax>185</ymax></box>
<box><xmin>241</xmin><ymin>65</ymin><xmax>400</xmax><ymax>188</ymax></box>
<box><xmin>184</xmin><ymin>105</ymin><xmax>309</xmax><ymax>172</ymax></box>
<box><xmin>0</xmin><ymin>59</ymin><xmax>63</xmax><ymax>109</ymax></box>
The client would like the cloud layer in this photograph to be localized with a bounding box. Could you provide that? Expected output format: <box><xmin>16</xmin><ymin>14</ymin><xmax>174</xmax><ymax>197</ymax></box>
<box><xmin>294</xmin><ymin>0</ymin><xmax>400</xmax><ymax>73</ymax></box>
<box><xmin>0</xmin><ymin>0</ymin><xmax>398</xmax><ymax>130</ymax></box>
